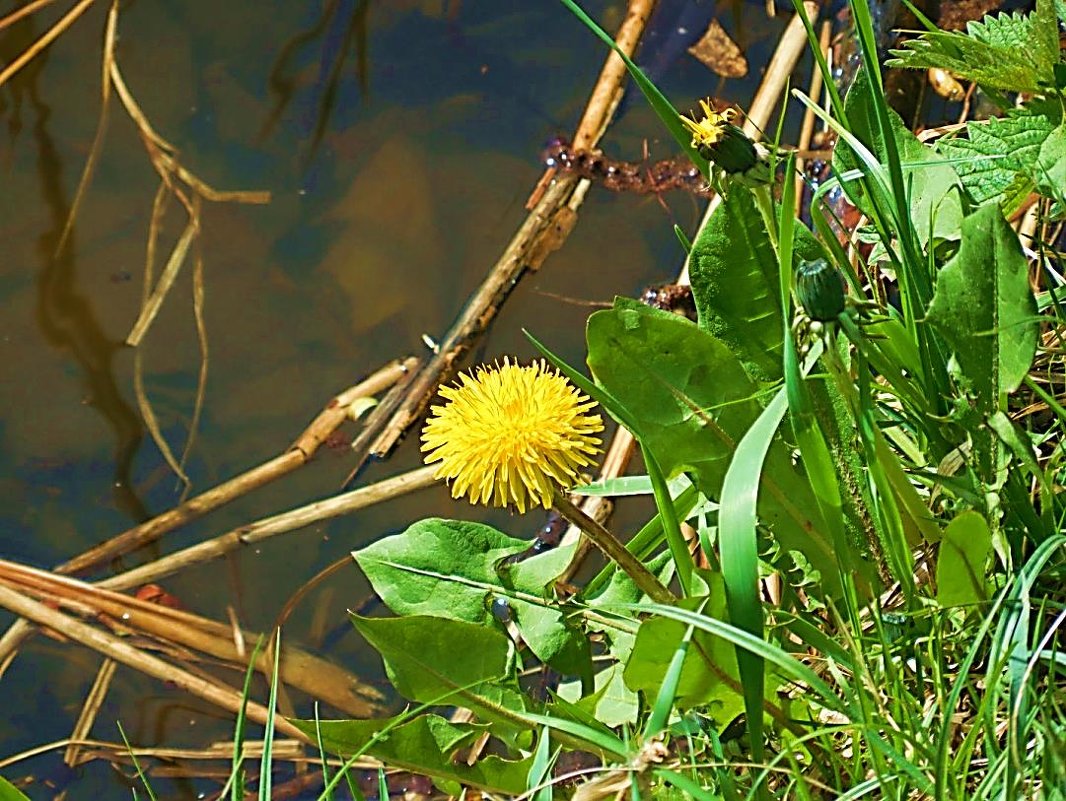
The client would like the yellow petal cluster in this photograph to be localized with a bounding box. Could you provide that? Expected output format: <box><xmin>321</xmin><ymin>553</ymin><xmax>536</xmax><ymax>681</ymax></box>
<box><xmin>680</xmin><ymin>100</ymin><xmax>737</xmax><ymax>149</ymax></box>
<box><xmin>421</xmin><ymin>359</ymin><xmax>603</xmax><ymax>513</ymax></box>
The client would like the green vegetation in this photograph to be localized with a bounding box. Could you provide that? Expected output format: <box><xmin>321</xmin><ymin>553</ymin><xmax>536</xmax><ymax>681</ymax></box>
<box><xmin>281</xmin><ymin>0</ymin><xmax>1066</xmax><ymax>798</ymax></box>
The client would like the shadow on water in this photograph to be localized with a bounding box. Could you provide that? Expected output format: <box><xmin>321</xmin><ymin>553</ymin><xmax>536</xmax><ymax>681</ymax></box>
<box><xmin>3</xmin><ymin>11</ymin><xmax>150</xmax><ymax>527</ymax></box>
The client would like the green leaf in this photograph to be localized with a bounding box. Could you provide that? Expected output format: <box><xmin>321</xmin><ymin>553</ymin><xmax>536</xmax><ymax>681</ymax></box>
<box><xmin>0</xmin><ymin>777</ymin><xmax>31</xmax><ymax>801</ymax></box>
<box><xmin>936</xmin><ymin>511</ymin><xmax>992</xmax><ymax>606</ymax></box>
<box><xmin>557</xmin><ymin>664</ymin><xmax>640</xmax><ymax>728</ymax></box>
<box><xmin>293</xmin><ymin>715</ymin><xmax>532</xmax><ymax>796</ymax></box>
<box><xmin>624</xmin><ymin>580</ymin><xmax>743</xmax><ymax>722</ymax></box>
<box><xmin>352</xmin><ymin>615</ymin><xmax>531</xmax><ymax>746</ymax></box>
<box><xmin>887</xmin><ymin>0</ymin><xmax>1060</xmax><ymax>92</ymax></box>
<box><xmin>353</xmin><ymin>519</ymin><xmax>590</xmax><ymax>676</ymax></box>
<box><xmin>835</xmin><ymin>69</ymin><xmax>964</xmax><ymax>248</ymax></box>
<box><xmin>1034</xmin><ymin>122</ymin><xmax>1066</xmax><ymax>202</ymax></box>
<box><xmin>926</xmin><ymin>203</ymin><xmax>1039</xmax><ymax>400</ymax></box>
<box><xmin>926</xmin><ymin>203</ymin><xmax>1038</xmax><ymax>479</ymax></box>
<box><xmin>938</xmin><ymin>108</ymin><xmax>1058</xmax><ymax>212</ymax></box>
<box><xmin>688</xmin><ymin>188</ymin><xmax>825</xmax><ymax>381</ymax></box>
<box><xmin>586</xmin><ymin>300</ymin><xmax>837</xmax><ymax>585</ymax></box>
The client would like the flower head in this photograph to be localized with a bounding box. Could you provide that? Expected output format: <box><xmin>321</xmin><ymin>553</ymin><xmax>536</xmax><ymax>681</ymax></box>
<box><xmin>680</xmin><ymin>99</ymin><xmax>737</xmax><ymax>150</ymax></box>
<box><xmin>421</xmin><ymin>359</ymin><xmax>603</xmax><ymax>513</ymax></box>
<box><xmin>680</xmin><ymin>100</ymin><xmax>762</xmax><ymax>178</ymax></box>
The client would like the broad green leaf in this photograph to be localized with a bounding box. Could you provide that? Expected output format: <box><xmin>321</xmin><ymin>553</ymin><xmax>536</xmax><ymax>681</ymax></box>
<box><xmin>623</xmin><ymin>579</ymin><xmax>743</xmax><ymax>722</ymax></box>
<box><xmin>586</xmin><ymin>300</ymin><xmax>837</xmax><ymax>584</ymax></box>
<box><xmin>353</xmin><ymin>519</ymin><xmax>590</xmax><ymax>675</ymax></box>
<box><xmin>835</xmin><ymin>69</ymin><xmax>963</xmax><ymax>247</ymax></box>
<box><xmin>1034</xmin><ymin>123</ymin><xmax>1066</xmax><ymax>201</ymax></box>
<box><xmin>0</xmin><ymin>777</ymin><xmax>30</xmax><ymax>801</ymax></box>
<box><xmin>887</xmin><ymin>0</ymin><xmax>1059</xmax><ymax>92</ymax></box>
<box><xmin>352</xmin><ymin>615</ymin><xmax>530</xmax><ymax>746</ymax></box>
<box><xmin>557</xmin><ymin>664</ymin><xmax>640</xmax><ymax>728</ymax></box>
<box><xmin>293</xmin><ymin>715</ymin><xmax>532</xmax><ymax>796</ymax></box>
<box><xmin>926</xmin><ymin>203</ymin><xmax>1039</xmax><ymax>400</ymax></box>
<box><xmin>688</xmin><ymin>188</ymin><xmax>824</xmax><ymax>381</ymax></box>
<box><xmin>936</xmin><ymin>511</ymin><xmax>992</xmax><ymax>606</ymax></box>
<box><xmin>937</xmin><ymin>107</ymin><xmax>1059</xmax><ymax>212</ymax></box>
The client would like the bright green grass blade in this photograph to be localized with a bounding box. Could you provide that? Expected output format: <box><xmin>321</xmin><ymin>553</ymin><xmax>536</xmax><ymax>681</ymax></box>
<box><xmin>656</xmin><ymin>768</ymin><xmax>722</xmax><ymax>801</ymax></box>
<box><xmin>118</xmin><ymin>721</ymin><xmax>158</xmax><ymax>801</ymax></box>
<box><xmin>313</xmin><ymin>707</ymin><xmax>334</xmax><ymax>801</ymax></box>
<box><xmin>258</xmin><ymin>629</ymin><xmax>282</xmax><ymax>801</ymax></box>
<box><xmin>643</xmin><ymin>601</ymin><xmax>706</xmax><ymax>739</ymax></box>
<box><xmin>230</xmin><ymin>635</ymin><xmax>265</xmax><ymax>801</ymax></box>
<box><xmin>529</xmin><ymin>726</ymin><xmax>555</xmax><ymax>801</ymax></box>
<box><xmin>557</xmin><ymin>0</ymin><xmax>708</xmax><ymax>176</ymax></box>
<box><xmin>718</xmin><ymin>388</ymin><xmax>791</xmax><ymax>761</ymax></box>
<box><xmin>521</xmin><ymin>713</ymin><xmax>630</xmax><ymax>760</ymax></box>
<box><xmin>376</xmin><ymin>768</ymin><xmax>388</xmax><ymax>801</ymax></box>
<box><xmin>615</xmin><ymin>602</ymin><xmax>847</xmax><ymax>713</ymax></box>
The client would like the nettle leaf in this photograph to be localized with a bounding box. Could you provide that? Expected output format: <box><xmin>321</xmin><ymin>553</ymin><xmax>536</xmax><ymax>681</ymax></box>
<box><xmin>835</xmin><ymin>69</ymin><xmax>964</xmax><ymax>246</ymax></box>
<box><xmin>586</xmin><ymin>301</ymin><xmax>836</xmax><ymax>588</ymax></box>
<box><xmin>688</xmin><ymin>187</ymin><xmax>824</xmax><ymax>381</ymax></box>
<box><xmin>937</xmin><ymin>107</ymin><xmax>1058</xmax><ymax>212</ymax></box>
<box><xmin>293</xmin><ymin>715</ymin><xmax>533</xmax><ymax>796</ymax></box>
<box><xmin>887</xmin><ymin>0</ymin><xmax>1059</xmax><ymax>92</ymax></box>
<box><xmin>354</xmin><ymin>519</ymin><xmax>590</xmax><ymax>676</ymax></box>
<box><xmin>936</xmin><ymin>511</ymin><xmax>992</xmax><ymax>607</ymax></box>
<box><xmin>1034</xmin><ymin>123</ymin><xmax>1066</xmax><ymax>202</ymax></box>
<box><xmin>352</xmin><ymin>615</ymin><xmax>531</xmax><ymax>748</ymax></box>
<box><xmin>926</xmin><ymin>203</ymin><xmax>1039</xmax><ymax>476</ymax></box>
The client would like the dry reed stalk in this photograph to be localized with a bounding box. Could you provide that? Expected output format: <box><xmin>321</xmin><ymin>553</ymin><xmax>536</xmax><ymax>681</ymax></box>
<box><xmin>795</xmin><ymin>21</ymin><xmax>832</xmax><ymax>210</ymax></box>
<box><xmin>0</xmin><ymin>0</ymin><xmax>60</xmax><ymax>34</ymax></box>
<box><xmin>0</xmin><ymin>0</ymin><xmax>94</xmax><ymax>87</ymax></box>
<box><xmin>96</xmin><ymin>464</ymin><xmax>439</xmax><ymax>593</ymax></box>
<box><xmin>62</xmin><ymin>658</ymin><xmax>117</xmax><ymax>769</ymax></box>
<box><xmin>362</xmin><ymin>0</ymin><xmax>657</xmax><ymax>467</ymax></box>
<box><xmin>0</xmin><ymin>583</ymin><xmax>308</xmax><ymax>740</ymax></box>
<box><xmin>0</xmin><ymin>360</ymin><xmax>418</xmax><ymax>670</ymax></box>
<box><xmin>0</xmin><ymin>559</ymin><xmax>383</xmax><ymax>717</ymax></box>
<box><xmin>60</xmin><ymin>357</ymin><xmax>417</xmax><ymax>576</ymax></box>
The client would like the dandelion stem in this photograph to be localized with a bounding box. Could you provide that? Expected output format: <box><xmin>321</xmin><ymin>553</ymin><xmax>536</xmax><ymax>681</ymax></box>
<box><xmin>552</xmin><ymin>493</ymin><xmax>676</xmax><ymax>605</ymax></box>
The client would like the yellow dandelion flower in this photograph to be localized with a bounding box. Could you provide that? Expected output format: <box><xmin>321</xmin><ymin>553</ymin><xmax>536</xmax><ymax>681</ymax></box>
<box><xmin>680</xmin><ymin>99</ymin><xmax>737</xmax><ymax>150</ymax></box>
<box><xmin>421</xmin><ymin>359</ymin><xmax>603</xmax><ymax>513</ymax></box>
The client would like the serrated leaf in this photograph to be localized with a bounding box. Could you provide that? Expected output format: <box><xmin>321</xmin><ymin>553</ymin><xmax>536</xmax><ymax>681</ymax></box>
<box><xmin>938</xmin><ymin>109</ymin><xmax>1057</xmax><ymax>212</ymax></box>
<box><xmin>293</xmin><ymin>715</ymin><xmax>533</xmax><ymax>796</ymax></box>
<box><xmin>1034</xmin><ymin>123</ymin><xmax>1066</xmax><ymax>202</ymax></box>
<box><xmin>354</xmin><ymin>520</ymin><xmax>591</xmax><ymax>676</ymax></box>
<box><xmin>936</xmin><ymin>511</ymin><xmax>992</xmax><ymax>607</ymax></box>
<box><xmin>887</xmin><ymin>0</ymin><xmax>1059</xmax><ymax>92</ymax></box>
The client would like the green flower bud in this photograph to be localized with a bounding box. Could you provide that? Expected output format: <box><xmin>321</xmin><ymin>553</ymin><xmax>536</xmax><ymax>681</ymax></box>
<box><xmin>796</xmin><ymin>258</ymin><xmax>846</xmax><ymax>322</ymax></box>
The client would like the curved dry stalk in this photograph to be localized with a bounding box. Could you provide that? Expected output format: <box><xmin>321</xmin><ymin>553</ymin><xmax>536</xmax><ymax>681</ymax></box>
<box><xmin>0</xmin><ymin>583</ymin><xmax>308</xmax><ymax>740</ymax></box>
<box><xmin>0</xmin><ymin>558</ymin><xmax>383</xmax><ymax>717</ymax></box>
<box><xmin>0</xmin><ymin>0</ymin><xmax>95</xmax><ymax>88</ymax></box>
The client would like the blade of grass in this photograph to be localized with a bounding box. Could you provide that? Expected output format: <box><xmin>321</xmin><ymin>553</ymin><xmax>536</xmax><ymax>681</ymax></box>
<box><xmin>717</xmin><ymin>387</ymin><xmax>790</xmax><ymax>764</ymax></box>
<box><xmin>556</xmin><ymin>0</ymin><xmax>708</xmax><ymax>176</ymax></box>
<box><xmin>258</xmin><ymin>629</ymin><xmax>282</xmax><ymax>801</ymax></box>
<box><xmin>643</xmin><ymin>600</ymin><xmax>707</xmax><ymax>738</ymax></box>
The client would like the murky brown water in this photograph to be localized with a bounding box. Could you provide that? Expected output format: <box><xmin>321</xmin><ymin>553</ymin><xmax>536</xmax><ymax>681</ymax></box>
<box><xmin>0</xmin><ymin>1</ymin><xmax>796</xmax><ymax>796</ymax></box>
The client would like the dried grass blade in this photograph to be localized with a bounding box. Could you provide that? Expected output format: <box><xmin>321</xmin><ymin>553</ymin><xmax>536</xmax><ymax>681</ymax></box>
<box><xmin>178</xmin><ymin>205</ymin><xmax>209</xmax><ymax>497</ymax></box>
<box><xmin>127</xmin><ymin>217</ymin><xmax>197</xmax><ymax>346</ymax></box>
<box><xmin>54</xmin><ymin>0</ymin><xmax>117</xmax><ymax>256</ymax></box>
<box><xmin>134</xmin><ymin>347</ymin><xmax>190</xmax><ymax>492</ymax></box>
<box><xmin>0</xmin><ymin>0</ymin><xmax>94</xmax><ymax>88</ymax></box>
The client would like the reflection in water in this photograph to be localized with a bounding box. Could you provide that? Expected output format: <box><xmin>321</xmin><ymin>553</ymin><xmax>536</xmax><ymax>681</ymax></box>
<box><xmin>260</xmin><ymin>0</ymin><xmax>371</xmax><ymax>164</ymax></box>
<box><xmin>8</xmin><ymin>30</ymin><xmax>151</xmax><ymax>526</ymax></box>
